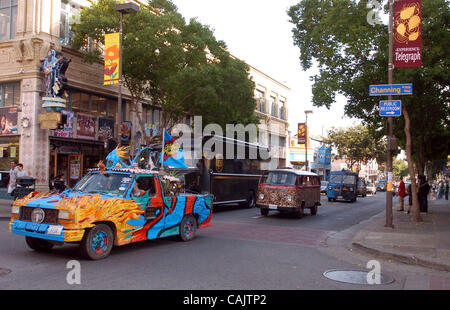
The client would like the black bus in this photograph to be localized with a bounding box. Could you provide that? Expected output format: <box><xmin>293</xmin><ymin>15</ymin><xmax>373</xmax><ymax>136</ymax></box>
<box><xmin>147</xmin><ymin>135</ymin><xmax>271</xmax><ymax>208</ymax></box>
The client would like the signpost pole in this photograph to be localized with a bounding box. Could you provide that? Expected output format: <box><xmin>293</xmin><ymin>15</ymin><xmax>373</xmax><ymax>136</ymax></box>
<box><xmin>386</xmin><ymin>0</ymin><xmax>394</xmax><ymax>228</ymax></box>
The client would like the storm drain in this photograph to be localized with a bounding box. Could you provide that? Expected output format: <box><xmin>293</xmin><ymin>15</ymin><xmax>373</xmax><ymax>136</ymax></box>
<box><xmin>323</xmin><ymin>269</ymin><xmax>395</xmax><ymax>285</ymax></box>
<box><xmin>0</xmin><ymin>268</ymin><xmax>11</xmax><ymax>277</ymax></box>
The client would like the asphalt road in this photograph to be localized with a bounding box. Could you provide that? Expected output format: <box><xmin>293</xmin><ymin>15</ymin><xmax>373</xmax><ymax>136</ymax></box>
<box><xmin>0</xmin><ymin>192</ymin><xmax>439</xmax><ymax>290</ymax></box>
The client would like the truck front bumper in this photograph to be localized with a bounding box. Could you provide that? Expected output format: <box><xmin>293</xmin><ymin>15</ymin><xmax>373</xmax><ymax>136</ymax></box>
<box><xmin>9</xmin><ymin>219</ymin><xmax>85</xmax><ymax>243</ymax></box>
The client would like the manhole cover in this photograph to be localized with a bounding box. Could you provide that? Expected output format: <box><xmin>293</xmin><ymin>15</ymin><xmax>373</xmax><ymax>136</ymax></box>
<box><xmin>0</xmin><ymin>268</ymin><xmax>11</xmax><ymax>277</ymax></box>
<box><xmin>323</xmin><ymin>269</ymin><xmax>395</xmax><ymax>285</ymax></box>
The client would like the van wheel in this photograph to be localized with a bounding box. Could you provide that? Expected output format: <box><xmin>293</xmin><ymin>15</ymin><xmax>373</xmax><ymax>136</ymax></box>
<box><xmin>311</xmin><ymin>203</ymin><xmax>318</xmax><ymax>215</ymax></box>
<box><xmin>25</xmin><ymin>237</ymin><xmax>54</xmax><ymax>251</ymax></box>
<box><xmin>80</xmin><ymin>223</ymin><xmax>114</xmax><ymax>260</ymax></box>
<box><xmin>180</xmin><ymin>215</ymin><xmax>197</xmax><ymax>242</ymax></box>
<box><xmin>295</xmin><ymin>204</ymin><xmax>304</xmax><ymax>218</ymax></box>
<box><xmin>328</xmin><ymin>197</ymin><xmax>332</xmax><ymax>202</ymax></box>
<box><xmin>261</xmin><ymin>208</ymin><xmax>269</xmax><ymax>216</ymax></box>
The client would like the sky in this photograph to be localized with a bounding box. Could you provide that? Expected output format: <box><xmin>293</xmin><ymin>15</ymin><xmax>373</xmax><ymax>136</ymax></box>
<box><xmin>170</xmin><ymin>0</ymin><xmax>361</xmax><ymax>139</ymax></box>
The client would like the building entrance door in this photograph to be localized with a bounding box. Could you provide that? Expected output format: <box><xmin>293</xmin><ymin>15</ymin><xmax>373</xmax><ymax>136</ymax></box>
<box><xmin>50</xmin><ymin>153</ymin><xmax>84</xmax><ymax>188</ymax></box>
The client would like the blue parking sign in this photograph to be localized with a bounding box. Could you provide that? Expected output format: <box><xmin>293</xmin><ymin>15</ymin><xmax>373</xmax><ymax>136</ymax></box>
<box><xmin>379</xmin><ymin>100</ymin><xmax>401</xmax><ymax>117</ymax></box>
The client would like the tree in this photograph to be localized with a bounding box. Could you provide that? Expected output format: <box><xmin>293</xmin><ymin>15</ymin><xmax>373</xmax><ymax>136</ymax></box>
<box><xmin>72</xmin><ymin>0</ymin><xmax>259</xmax><ymax>140</ymax></box>
<box><xmin>393</xmin><ymin>159</ymin><xmax>409</xmax><ymax>179</ymax></box>
<box><xmin>326</xmin><ymin>124</ymin><xmax>386</xmax><ymax>170</ymax></box>
<box><xmin>288</xmin><ymin>0</ymin><xmax>449</xmax><ymax>221</ymax></box>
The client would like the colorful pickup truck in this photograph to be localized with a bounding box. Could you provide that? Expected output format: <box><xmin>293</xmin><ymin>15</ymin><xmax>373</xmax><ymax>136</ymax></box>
<box><xmin>9</xmin><ymin>147</ymin><xmax>213</xmax><ymax>260</ymax></box>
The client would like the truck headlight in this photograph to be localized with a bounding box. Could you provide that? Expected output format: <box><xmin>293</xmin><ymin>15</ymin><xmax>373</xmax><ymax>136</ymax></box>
<box><xmin>11</xmin><ymin>206</ymin><xmax>20</xmax><ymax>215</ymax></box>
<box><xmin>58</xmin><ymin>210</ymin><xmax>72</xmax><ymax>220</ymax></box>
<box><xmin>259</xmin><ymin>193</ymin><xmax>264</xmax><ymax>200</ymax></box>
<box><xmin>287</xmin><ymin>195</ymin><xmax>292</xmax><ymax>203</ymax></box>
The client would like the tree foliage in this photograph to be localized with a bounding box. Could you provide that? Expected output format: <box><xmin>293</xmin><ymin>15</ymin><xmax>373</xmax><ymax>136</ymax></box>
<box><xmin>288</xmin><ymin>0</ymin><xmax>450</xmax><ymax>174</ymax></box>
<box><xmin>326</xmin><ymin>124</ymin><xmax>386</xmax><ymax>169</ymax></box>
<box><xmin>72</xmin><ymin>0</ymin><xmax>259</xmax><ymax>136</ymax></box>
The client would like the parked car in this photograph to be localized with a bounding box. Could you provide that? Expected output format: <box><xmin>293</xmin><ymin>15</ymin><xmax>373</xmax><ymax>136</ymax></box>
<box><xmin>357</xmin><ymin>178</ymin><xmax>367</xmax><ymax>197</ymax></box>
<box><xmin>256</xmin><ymin>169</ymin><xmax>321</xmax><ymax>218</ymax></box>
<box><xmin>327</xmin><ymin>171</ymin><xmax>358</xmax><ymax>203</ymax></box>
<box><xmin>9</xmin><ymin>148</ymin><xmax>213</xmax><ymax>260</ymax></box>
<box><xmin>321</xmin><ymin>181</ymin><xmax>329</xmax><ymax>194</ymax></box>
<box><xmin>366</xmin><ymin>182</ymin><xmax>376</xmax><ymax>195</ymax></box>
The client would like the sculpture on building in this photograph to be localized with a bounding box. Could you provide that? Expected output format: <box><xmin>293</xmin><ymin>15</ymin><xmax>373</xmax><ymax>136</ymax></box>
<box><xmin>42</xmin><ymin>49</ymin><xmax>71</xmax><ymax>111</ymax></box>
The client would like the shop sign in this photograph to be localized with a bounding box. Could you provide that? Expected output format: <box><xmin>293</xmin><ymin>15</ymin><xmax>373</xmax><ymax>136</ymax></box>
<box><xmin>98</xmin><ymin>118</ymin><xmax>115</xmax><ymax>141</ymax></box>
<box><xmin>54</xmin><ymin>110</ymin><xmax>74</xmax><ymax>138</ymax></box>
<box><xmin>0</xmin><ymin>107</ymin><xmax>18</xmax><ymax>135</ymax></box>
<box><xmin>39</xmin><ymin>112</ymin><xmax>61</xmax><ymax>130</ymax></box>
<box><xmin>145</xmin><ymin>123</ymin><xmax>160</xmax><ymax>137</ymax></box>
<box><xmin>104</xmin><ymin>33</ymin><xmax>120</xmax><ymax>85</ymax></box>
<box><xmin>76</xmin><ymin>113</ymin><xmax>96</xmax><ymax>140</ymax></box>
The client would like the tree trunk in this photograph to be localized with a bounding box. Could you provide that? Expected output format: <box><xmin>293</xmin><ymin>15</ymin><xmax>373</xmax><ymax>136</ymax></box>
<box><xmin>403</xmin><ymin>107</ymin><xmax>422</xmax><ymax>222</ymax></box>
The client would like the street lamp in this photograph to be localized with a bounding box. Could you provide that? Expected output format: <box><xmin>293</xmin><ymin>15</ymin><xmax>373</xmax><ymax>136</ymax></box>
<box><xmin>115</xmin><ymin>3</ymin><xmax>139</xmax><ymax>141</ymax></box>
<box><xmin>304</xmin><ymin>110</ymin><xmax>313</xmax><ymax>171</ymax></box>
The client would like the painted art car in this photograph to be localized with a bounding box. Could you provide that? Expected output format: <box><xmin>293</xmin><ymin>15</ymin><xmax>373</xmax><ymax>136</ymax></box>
<box><xmin>9</xmin><ymin>148</ymin><xmax>213</xmax><ymax>260</ymax></box>
<box><xmin>256</xmin><ymin>169</ymin><xmax>321</xmax><ymax>218</ymax></box>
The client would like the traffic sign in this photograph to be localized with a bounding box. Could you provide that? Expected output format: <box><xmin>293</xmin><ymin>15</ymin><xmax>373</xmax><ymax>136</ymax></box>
<box><xmin>379</xmin><ymin>100</ymin><xmax>401</xmax><ymax>117</ymax></box>
<box><xmin>369</xmin><ymin>84</ymin><xmax>412</xmax><ymax>96</ymax></box>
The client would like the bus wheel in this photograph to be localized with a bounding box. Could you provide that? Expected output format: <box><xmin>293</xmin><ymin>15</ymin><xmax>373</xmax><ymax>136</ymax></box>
<box><xmin>180</xmin><ymin>215</ymin><xmax>197</xmax><ymax>242</ymax></box>
<box><xmin>260</xmin><ymin>208</ymin><xmax>269</xmax><ymax>216</ymax></box>
<box><xmin>247</xmin><ymin>191</ymin><xmax>256</xmax><ymax>208</ymax></box>
<box><xmin>80</xmin><ymin>223</ymin><xmax>114</xmax><ymax>260</ymax></box>
<box><xmin>25</xmin><ymin>237</ymin><xmax>54</xmax><ymax>251</ymax></box>
<box><xmin>311</xmin><ymin>203</ymin><xmax>318</xmax><ymax>215</ymax></box>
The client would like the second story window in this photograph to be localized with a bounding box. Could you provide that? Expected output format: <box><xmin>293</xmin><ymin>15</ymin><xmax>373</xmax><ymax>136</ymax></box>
<box><xmin>270</xmin><ymin>96</ymin><xmax>277</xmax><ymax>117</ymax></box>
<box><xmin>60</xmin><ymin>0</ymin><xmax>81</xmax><ymax>46</ymax></box>
<box><xmin>0</xmin><ymin>0</ymin><xmax>18</xmax><ymax>41</ymax></box>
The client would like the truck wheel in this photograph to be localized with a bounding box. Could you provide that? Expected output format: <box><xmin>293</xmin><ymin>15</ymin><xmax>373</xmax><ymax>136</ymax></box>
<box><xmin>311</xmin><ymin>203</ymin><xmax>318</xmax><ymax>215</ymax></box>
<box><xmin>25</xmin><ymin>237</ymin><xmax>54</xmax><ymax>251</ymax></box>
<box><xmin>180</xmin><ymin>215</ymin><xmax>197</xmax><ymax>242</ymax></box>
<box><xmin>80</xmin><ymin>223</ymin><xmax>114</xmax><ymax>260</ymax></box>
<box><xmin>328</xmin><ymin>197</ymin><xmax>332</xmax><ymax>202</ymax></box>
<box><xmin>295</xmin><ymin>204</ymin><xmax>305</xmax><ymax>218</ymax></box>
<box><xmin>260</xmin><ymin>208</ymin><xmax>269</xmax><ymax>216</ymax></box>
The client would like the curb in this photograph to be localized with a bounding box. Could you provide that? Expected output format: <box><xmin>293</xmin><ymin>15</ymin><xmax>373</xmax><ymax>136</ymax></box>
<box><xmin>351</xmin><ymin>242</ymin><xmax>450</xmax><ymax>272</ymax></box>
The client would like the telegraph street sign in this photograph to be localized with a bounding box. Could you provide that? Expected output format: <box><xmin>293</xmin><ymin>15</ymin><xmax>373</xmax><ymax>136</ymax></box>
<box><xmin>379</xmin><ymin>100</ymin><xmax>401</xmax><ymax>117</ymax></box>
<box><xmin>369</xmin><ymin>84</ymin><xmax>412</xmax><ymax>96</ymax></box>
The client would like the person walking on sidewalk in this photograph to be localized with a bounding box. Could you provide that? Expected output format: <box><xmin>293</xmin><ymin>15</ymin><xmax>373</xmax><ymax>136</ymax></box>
<box><xmin>418</xmin><ymin>175</ymin><xmax>430</xmax><ymax>213</ymax></box>
<box><xmin>397</xmin><ymin>177</ymin><xmax>406</xmax><ymax>211</ymax></box>
<box><xmin>7</xmin><ymin>160</ymin><xmax>18</xmax><ymax>195</ymax></box>
<box><xmin>445</xmin><ymin>180</ymin><xmax>449</xmax><ymax>201</ymax></box>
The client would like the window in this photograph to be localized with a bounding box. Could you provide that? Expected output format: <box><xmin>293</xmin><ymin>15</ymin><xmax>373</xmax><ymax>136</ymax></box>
<box><xmin>256</xmin><ymin>89</ymin><xmax>265</xmax><ymax>113</ymax></box>
<box><xmin>261</xmin><ymin>172</ymin><xmax>297</xmax><ymax>186</ymax></box>
<box><xmin>279</xmin><ymin>103</ymin><xmax>285</xmax><ymax>120</ymax></box>
<box><xmin>0</xmin><ymin>0</ymin><xmax>18</xmax><ymax>41</ymax></box>
<box><xmin>60</xmin><ymin>0</ymin><xmax>81</xmax><ymax>46</ymax></box>
<box><xmin>270</xmin><ymin>96</ymin><xmax>277</xmax><ymax>117</ymax></box>
<box><xmin>80</xmin><ymin>93</ymin><xmax>89</xmax><ymax>113</ymax></box>
<box><xmin>0</xmin><ymin>82</ymin><xmax>20</xmax><ymax>107</ymax></box>
<box><xmin>279</xmin><ymin>136</ymin><xmax>286</xmax><ymax>147</ymax></box>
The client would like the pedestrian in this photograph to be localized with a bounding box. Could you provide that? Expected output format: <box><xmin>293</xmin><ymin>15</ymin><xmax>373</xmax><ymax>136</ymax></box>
<box><xmin>53</xmin><ymin>174</ymin><xmax>67</xmax><ymax>193</ymax></box>
<box><xmin>407</xmin><ymin>181</ymin><xmax>413</xmax><ymax>214</ymax></box>
<box><xmin>7</xmin><ymin>160</ymin><xmax>18</xmax><ymax>195</ymax></box>
<box><xmin>16</xmin><ymin>163</ymin><xmax>28</xmax><ymax>178</ymax></box>
<box><xmin>438</xmin><ymin>181</ymin><xmax>444</xmax><ymax>199</ymax></box>
<box><xmin>397</xmin><ymin>177</ymin><xmax>406</xmax><ymax>211</ymax></box>
<box><xmin>418</xmin><ymin>175</ymin><xmax>430</xmax><ymax>213</ymax></box>
<box><xmin>446</xmin><ymin>180</ymin><xmax>449</xmax><ymax>201</ymax></box>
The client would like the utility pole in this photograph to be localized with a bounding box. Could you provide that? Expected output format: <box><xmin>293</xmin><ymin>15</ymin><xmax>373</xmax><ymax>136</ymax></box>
<box><xmin>386</xmin><ymin>0</ymin><xmax>394</xmax><ymax>228</ymax></box>
<box><xmin>304</xmin><ymin>110</ymin><xmax>313</xmax><ymax>171</ymax></box>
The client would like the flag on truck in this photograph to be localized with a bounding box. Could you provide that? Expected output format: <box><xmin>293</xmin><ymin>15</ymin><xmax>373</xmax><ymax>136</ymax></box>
<box><xmin>160</xmin><ymin>129</ymin><xmax>188</xmax><ymax>169</ymax></box>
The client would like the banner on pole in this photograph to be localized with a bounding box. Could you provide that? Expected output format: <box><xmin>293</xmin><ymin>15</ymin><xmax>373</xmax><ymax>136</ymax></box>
<box><xmin>394</xmin><ymin>0</ymin><xmax>422</xmax><ymax>68</ymax></box>
<box><xmin>104</xmin><ymin>33</ymin><xmax>120</xmax><ymax>85</ymax></box>
<box><xmin>297</xmin><ymin>123</ymin><xmax>306</xmax><ymax>145</ymax></box>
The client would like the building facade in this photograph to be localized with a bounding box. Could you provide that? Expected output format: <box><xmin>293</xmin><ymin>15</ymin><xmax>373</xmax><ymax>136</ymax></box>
<box><xmin>0</xmin><ymin>0</ymin><xmax>162</xmax><ymax>191</ymax></box>
<box><xmin>248</xmin><ymin>65</ymin><xmax>289</xmax><ymax>169</ymax></box>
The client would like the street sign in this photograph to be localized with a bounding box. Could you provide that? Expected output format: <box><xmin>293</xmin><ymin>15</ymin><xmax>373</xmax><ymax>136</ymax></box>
<box><xmin>369</xmin><ymin>84</ymin><xmax>412</xmax><ymax>96</ymax></box>
<box><xmin>379</xmin><ymin>100</ymin><xmax>402</xmax><ymax>117</ymax></box>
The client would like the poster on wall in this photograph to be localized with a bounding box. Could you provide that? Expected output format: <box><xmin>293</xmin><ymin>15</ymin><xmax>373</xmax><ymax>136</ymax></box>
<box><xmin>98</xmin><ymin>118</ymin><xmax>115</xmax><ymax>141</ymax></box>
<box><xmin>76</xmin><ymin>113</ymin><xmax>96</xmax><ymax>140</ymax></box>
<box><xmin>120</xmin><ymin>121</ymin><xmax>132</xmax><ymax>144</ymax></box>
<box><xmin>0</xmin><ymin>107</ymin><xmax>18</xmax><ymax>136</ymax></box>
<box><xmin>70</xmin><ymin>163</ymin><xmax>81</xmax><ymax>179</ymax></box>
<box><xmin>144</xmin><ymin>123</ymin><xmax>160</xmax><ymax>137</ymax></box>
<box><xmin>54</xmin><ymin>110</ymin><xmax>74</xmax><ymax>138</ymax></box>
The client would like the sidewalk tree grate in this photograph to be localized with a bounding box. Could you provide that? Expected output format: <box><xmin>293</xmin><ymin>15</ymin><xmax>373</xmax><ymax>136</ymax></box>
<box><xmin>0</xmin><ymin>268</ymin><xmax>11</xmax><ymax>277</ymax></box>
<box><xmin>323</xmin><ymin>269</ymin><xmax>395</xmax><ymax>285</ymax></box>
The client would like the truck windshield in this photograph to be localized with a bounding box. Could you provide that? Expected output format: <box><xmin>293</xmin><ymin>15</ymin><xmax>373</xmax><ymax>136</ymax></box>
<box><xmin>73</xmin><ymin>173</ymin><xmax>132</xmax><ymax>196</ymax></box>
<box><xmin>261</xmin><ymin>172</ymin><xmax>297</xmax><ymax>186</ymax></box>
<box><xmin>329</xmin><ymin>174</ymin><xmax>342</xmax><ymax>183</ymax></box>
<box><xmin>343</xmin><ymin>175</ymin><xmax>356</xmax><ymax>184</ymax></box>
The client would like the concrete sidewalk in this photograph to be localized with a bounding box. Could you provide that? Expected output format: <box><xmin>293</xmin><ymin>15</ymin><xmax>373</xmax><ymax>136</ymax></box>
<box><xmin>351</xmin><ymin>198</ymin><xmax>450</xmax><ymax>272</ymax></box>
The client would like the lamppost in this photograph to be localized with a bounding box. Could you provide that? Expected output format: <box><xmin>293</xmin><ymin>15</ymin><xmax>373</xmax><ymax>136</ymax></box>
<box><xmin>304</xmin><ymin>110</ymin><xmax>313</xmax><ymax>171</ymax></box>
<box><xmin>114</xmin><ymin>3</ymin><xmax>139</xmax><ymax>141</ymax></box>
